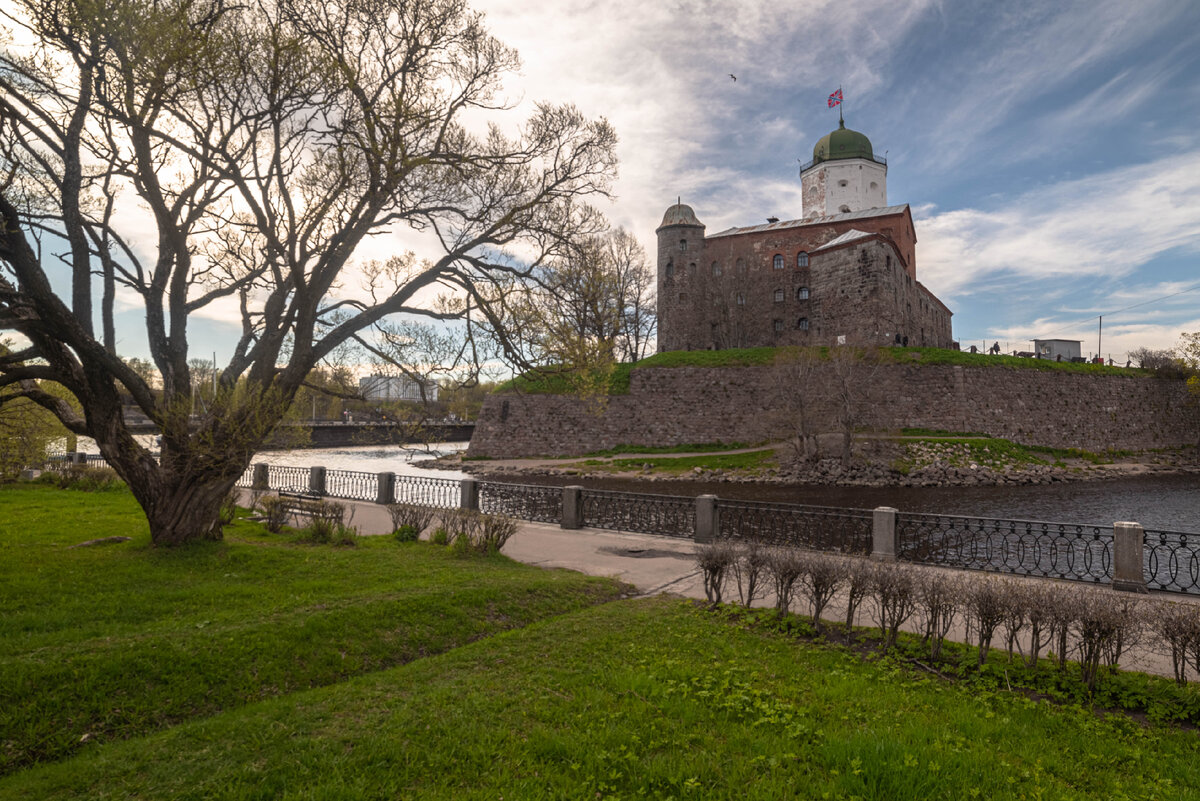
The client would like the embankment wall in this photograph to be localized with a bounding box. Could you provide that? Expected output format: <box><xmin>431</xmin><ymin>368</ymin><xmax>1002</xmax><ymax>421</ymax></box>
<box><xmin>467</xmin><ymin>364</ymin><xmax>1200</xmax><ymax>458</ymax></box>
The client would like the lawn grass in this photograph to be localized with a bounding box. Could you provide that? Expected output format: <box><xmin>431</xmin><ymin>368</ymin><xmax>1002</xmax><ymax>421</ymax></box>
<box><xmin>574</xmin><ymin>448</ymin><xmax>777</xmax><ymax>474</ymax></box>
<box><xmin>0</xmin><ymin>484</ymin><xmax>625</xmax><ymax>774</ymax></box>
<box><xmin>582</xmin><ymin>441</ymin><xmax>755</xmax><ymax>457</ymax></box>
<box><xmin>5</xmin><ymin>597</ymin><xmax>1199</xmax><ymax>800</ymax></box>
<box><xmin>889</xmin><ymin>435</ymin><xmax>1132</xmax><ymax>473</ymax></box>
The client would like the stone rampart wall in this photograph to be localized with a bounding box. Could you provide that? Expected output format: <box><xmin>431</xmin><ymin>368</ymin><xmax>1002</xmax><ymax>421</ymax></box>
<box><xmin>468</xmin><ymin>364</ymin><xmax>1200</xmax><ymax>458</ymax></box>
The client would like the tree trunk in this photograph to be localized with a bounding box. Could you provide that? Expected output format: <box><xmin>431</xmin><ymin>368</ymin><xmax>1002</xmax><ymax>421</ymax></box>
<box><xmin>140</xmin><ymin>475</ymin><xmax>236</xmax><ymax>546</ymax></box>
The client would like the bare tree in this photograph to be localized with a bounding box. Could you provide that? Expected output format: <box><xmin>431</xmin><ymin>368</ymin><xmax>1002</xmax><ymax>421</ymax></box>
<box><xmin>771</xmin><ymin>347</ymin><xmax>821</xmax><ymax>464</ymax></box>
<box><xmin>826</xmin><ymin>341</ymin><xmax>880</xmax><ymax>467</ymax></box>
<box><xmin>0</xmin><ymin>0</ymin><xmax>616</xmax><ymax>544</ymax></box>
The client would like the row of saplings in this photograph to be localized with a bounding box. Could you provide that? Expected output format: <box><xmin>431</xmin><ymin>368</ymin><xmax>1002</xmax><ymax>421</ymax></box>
<box><xmin>250</xmin><ymin>491</ymin><xmax>519</xmax><ymax>554</ymax></box>
<box><xmin>695</xmin><ymin>539</ymin><xmax>1200</xmax><ymax>692</ymax></box>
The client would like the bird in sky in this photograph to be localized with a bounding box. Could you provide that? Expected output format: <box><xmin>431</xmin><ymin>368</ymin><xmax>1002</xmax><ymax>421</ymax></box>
<box><xmin>729</xmin><ymin>74</ymin><xmax>737</xmax><ymax>82</ymax></box>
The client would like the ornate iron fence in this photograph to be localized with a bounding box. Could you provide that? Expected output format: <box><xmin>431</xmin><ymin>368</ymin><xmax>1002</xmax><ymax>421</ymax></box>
<box><xmin>325</xmin><ymin>469</ymin><xmax>379</xmax><ymax>502</ymax></box>
<box><xmin>1144</xmin><ymin>528</ymin><xmax>1200</xmax><ymax>594</ymax></box>
<box><xmin>717</xmin><ymin>500</ymin><xmax>872</xmax><ymax>554</ymax></box>
<box><xmin>479</xmin><ymin>482</ymin><xmax>562</xmax><ymax>524</ymax></box>
<box><xmin>266</xmin><ymin>464</ymin><xmax>310</xmax><ymax>493</ymax></box>
<box><xmin>896</xmin><ymin>513</ymin><xmax>1111</xmax><ymax>583</ymax></box>
<box><xmin>580</xmin><ymin>489</ymin><xmax>695</xmax><ymax>538</ymax></box>
<box><xmin>393</xmin><ymin>475</ymin><xmax>460</xmax><ymax>509</ymax></box>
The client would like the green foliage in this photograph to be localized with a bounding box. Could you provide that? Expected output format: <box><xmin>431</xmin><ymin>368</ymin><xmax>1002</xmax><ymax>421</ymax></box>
<box><xmin>881</xmin><ymin>346</ymin><xmax>1146</xmax><ymax>375</ymax></box>
<box><xmin>393</xmin><ymin>524</ymin><xmax>420</xmax><ymax>543</ymax></box>
<box><xmin>582</xmin><ymin>441</ymin><xmax>753</xmax><ymax>457</ymax></box>
<box><xmin>257</xmin><ymin>496</ymin><xmax>288</xmax><ymax>533</ymax></box>
<box><xmin>0</xmin><ymin>485</ymin><xmax>623</xmax><ymax>775</ymax></box>
<box><xmin>429</xmin><ymin>527</ymin><xmax>451</xmax><ymax>546</ymax></box>
<box><xmin>575</xmin><ymin>449</ymin><xmax>776</xmax><ymax>474</ymax></box>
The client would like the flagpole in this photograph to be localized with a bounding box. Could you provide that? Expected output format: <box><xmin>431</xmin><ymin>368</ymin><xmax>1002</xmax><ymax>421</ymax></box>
<box><xmin>839</xmin><ymin>84</ymin><xmax>844</xmax><ymax>125</ymax></box>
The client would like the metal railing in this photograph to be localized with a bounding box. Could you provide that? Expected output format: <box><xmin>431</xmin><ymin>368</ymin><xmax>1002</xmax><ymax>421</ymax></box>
<box><xmin>718</xmin><ymin>499</ymin><xmax>872</xmax><ymax>554</ymax></box>
<box><xmin>1144</xmin><ymin>528</ymin><xmax>1200</xmax><ymax>595</ymax></box>
<box><xmin>266</xmin><ymin>464</ymin><xmax>311</xmax><ymax>493</ymax></box>
<box><xmin>896</xmin><ymin>512</ymin><xmax>1112</xmax><ymax>583</ymax></box>
<box><xmin>323</xmin><ymin>469</ymin><xmax>378</xmax><ymax>502</ymax></box>
<box><xmin>580</xmin><ymin>489</ymin><xmax>695</xmax><ymax>539</ymax></box>
<box><xmin>393</xmin><ymin>475</ymin><xmax>460</xmax><ymax>509</ymax></box>
<box><xmin>479</xmin><ymin>481</ymin><xmax>562</xmax><ymax>524</ymax></box>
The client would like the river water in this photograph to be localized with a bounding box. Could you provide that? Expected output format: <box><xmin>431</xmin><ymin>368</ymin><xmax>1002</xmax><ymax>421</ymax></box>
<box><xmin>72</xmin><ymin>439</ymin><xmax>1200</xmax><ymax>532</ymax></box>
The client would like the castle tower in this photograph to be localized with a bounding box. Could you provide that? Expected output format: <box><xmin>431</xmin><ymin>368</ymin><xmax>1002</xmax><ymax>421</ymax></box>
<box><xmin>799</xmin><ymin>120</ymin><xmax>887</xmax><ymax>219</ymax></box>
<box><xmin>655</xmin><ymin>202</ymin><xmax>705</xmax><ymax>352</ymax></box>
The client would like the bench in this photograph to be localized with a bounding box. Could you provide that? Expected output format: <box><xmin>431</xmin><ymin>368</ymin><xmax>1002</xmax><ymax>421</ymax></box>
<box><xmin>278</xmin><ymin>488</ymin><xmax>324</xmax><ymax>524</ymax></box>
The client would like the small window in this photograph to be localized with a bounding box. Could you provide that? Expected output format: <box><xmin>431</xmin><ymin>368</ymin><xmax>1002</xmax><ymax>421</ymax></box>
<box><xmin>773</xmin><ymin>319</ymin><xmax>783</xmax><ymax>334</ymax></box>
<box><xmin>736</xmin><ymin>257</ymin><xmax>746</xmax><ymax>273</ymax></box>
<box><xmin>679</xmin><ymin>292</ymin><xmax>688</xmax><ymax>301</ymax></box>
<box><xmin>712</xmin><ymin>261</ymin><xmax>722</xmax><ymax>277</ymax></box>
<box><xmin>711</xmin><ymin>323</ymin><xmax>719</xmax><ymax>338</ymax></box>
<box><xmin>797</xmin><ymin>317</ymin><xmax>809</xmax><ymax>331</ymax></box>
<box><xmin>796</xmin><ymin>251</ymin><xmax>809</xmax><ymax>267</ymax></box>
<box><xmin>870</xmin><ymin>181</ymin><xmax>878</xmax><ymax>191</ymax></box>
<box><xmin>679</xmin><ymin>239</ymin><xmax>687</xmax><ymax>252</ymax></box>
<box><xmin>736</xmin><ymin>292</ymin><xmax>745</xmax><ymax>306</ymax></box>
<box><xmin>688</xmin><ymin>262</ymin><xmax>697</xmax><ymax>277</ymax></box>
<box><xmin>838</xmin><ymin>179</ymin><xmax>848</xmax><ymax>188</ymax></box>
<box><xmin>839</xmin><ymin>205</ymin><xmax>852</xmax><ymax>213</ymax></box>
<box><xmin>665</xmin><ymin>262</ymin><xmax>675</xmax><ymax>279</ymax></box>
<box><xmin>796</xmin><ymin>286</ymin><xmax>809</xmax><ymax>300</ymax></box>
<box><xmin>773</xmin><ymin>254</ymin><xmax>784</xmax><ymax>270</ymax></box>
<box><xmin>773</xmin><ymin>288</ymin><xmax>784</xmax><ymax>303</ymax></box>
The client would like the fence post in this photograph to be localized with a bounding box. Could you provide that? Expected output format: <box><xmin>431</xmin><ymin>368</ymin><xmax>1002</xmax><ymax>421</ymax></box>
<box><xmin>460</xmin><ymin>478</ymin><xmax>479</xmax><ymax>512</ymax></box>
<box><xmin>252</xmin><ymin>463</ymin><xmax>269</xmax><ymax>491</ymax></box>
<box><xmin>1111</xmin><ymin>521</ymin><xmax>1147</xmax><ymax>593</ymax></box>
<box><xmin>309</xmin><ymin>466</ymin><xmax>326</xmax><ymax>497</ymax></box>
<box><xmin>695</xmin><ymin>495</ymin><xmax>718</xmax><ymax>543</ymax></box>
<box><xmin>871</xmin><ymin>506</ymin><xmax>898</xmax><ymax>561</ymax></box>
<box><xmin>562</xmin><ymin>485</ymin><xmax>583</xmax><ymax>530</ymax></box>
<box><xmin>376</xmin><ymin>472</ymin><xmax>395</xmax><ymax>505</ymax></box>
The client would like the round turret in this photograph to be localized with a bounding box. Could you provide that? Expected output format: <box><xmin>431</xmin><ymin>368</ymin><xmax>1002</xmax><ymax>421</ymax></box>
<box><xmin>811</xmin><ymin>120</ymin><xmax>874</xmax><ymax>165</ymax></box>
<box><xmin>656</xmin><ymin>202</ymin><xmax>704</xmax><ymax>231</ymax></box>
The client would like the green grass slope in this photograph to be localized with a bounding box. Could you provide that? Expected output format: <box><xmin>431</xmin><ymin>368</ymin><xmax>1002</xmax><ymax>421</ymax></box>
<box><xmin>5</xmin><ymin>598</ymin><xmax>1199</xmax><ymax>800</ymax></box>
<box><xmin>0</xmin><ymin>485</ymin><xmax>625</xmax><ymax>774</ymax></box>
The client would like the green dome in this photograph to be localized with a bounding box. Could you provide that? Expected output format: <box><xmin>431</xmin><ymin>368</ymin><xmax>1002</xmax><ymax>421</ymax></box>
<box><xmin>812</xmin><ymin>121</ymin><xmax>874</xmax><ymax>164</ymax></box>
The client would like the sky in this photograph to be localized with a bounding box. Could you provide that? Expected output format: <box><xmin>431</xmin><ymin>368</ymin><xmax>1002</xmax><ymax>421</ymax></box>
<box><xmin>461</xmin><ymin>0</ymin><xmax>1200</xmax><ymax>361</ymax></box>
<box><xmin>34</xmin><ymin>0</ymin><xmax>1200</xmax><ymax>365</ymax></box>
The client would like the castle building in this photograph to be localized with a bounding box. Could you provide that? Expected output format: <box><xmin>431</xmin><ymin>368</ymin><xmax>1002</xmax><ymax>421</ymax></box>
<box><xmin>656</xmin><ymin>120</ymin><xmax>953</xmax><ymax>351</ymax></box>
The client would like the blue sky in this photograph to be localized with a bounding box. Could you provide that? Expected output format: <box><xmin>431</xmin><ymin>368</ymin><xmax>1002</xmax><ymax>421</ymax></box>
<box><xmin>81</xmin><ymin>0</ymin><xmax>1200</xmax><ymax>364</ymax></box>
<box><xmin>472</xmin><ymin>0</ymin><xmax>1200</xmax><ymax>360</ymax></box>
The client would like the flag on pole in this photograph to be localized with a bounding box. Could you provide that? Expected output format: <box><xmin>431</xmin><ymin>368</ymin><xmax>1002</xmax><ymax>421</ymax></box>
<box><xmin>827</xmin><ymin>88</ymin><xmax>843</xmax><ymax>108</ymax></box>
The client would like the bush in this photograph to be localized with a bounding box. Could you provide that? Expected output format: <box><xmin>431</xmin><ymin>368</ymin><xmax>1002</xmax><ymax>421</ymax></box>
<box><xmin>429</xmin><ymin>527</ymin><xmax>450</xmax><ymax>546</ymax></box>
<box><xmin>765</xmin><ymin>547</ymin><xmax>806</xmax><ymax>618</ymax></box>
<box><xmin>386</xmin><ymin>502</ymin><xmax>435</xmax><ymax>538</ymax></box>
<box><xmin>300</xmin><ymin>501</ymin><xmax>357</xmax><ymax>545</ymax></box>
<box><xmin>914</xmin><ymin>570</ymin><xmax>961</xmax><ymax>661</ymax></box>
<box><xmin>695</xmin><ymin>540</ymin><xmax>737</xmax><ymax>606</ymax></box>
<box><xmin>870</xmin><ymin>562</ymin><xmax>918</xmax><ymax>654</ymax></box>
<box><xmin>393</xmin><ymin>524</ymin><xmax>420</xmax><ymax>543</ymax></box>
<box><xmin>476</xmin><ymin>514</ymin><xmax>519</xmax><ymax>553</ymax></box>
<box><xmin>436</xmin><ymin>509</ymin><xmax>518</xmax><ymax>555</ymax></box>
<box><xmin>796</xmin><ymin>551</ymin><xmax>847</xmax><ymax>632</ymax></box>
<box><xmin>258</xmin><ymin>496</ymin><xmax>288</xmax><ymax>534</ymax></box>
<box><xmin>730</xmin><ymin>539</ymin><xmax>768</xmax><ymax>607</ymax></box>
<box><xmin>39</xmin><ymin>464</ymin><xmax>124</xmax><ymax>491</ymax></box>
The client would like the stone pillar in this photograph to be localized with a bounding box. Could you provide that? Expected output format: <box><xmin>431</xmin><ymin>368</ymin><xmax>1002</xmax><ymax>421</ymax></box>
<box><xmin>308</xmin><ymin>466</ymin><xmax>327</xmax><ymax>497</ymax></box>
<box><xmin>695</xmin><ymin>495</ymin><xmax>719</xmax><ymax>543</ymax></box>
<box><xmin>871</xmin><ymin>506</ymin><xmax>898</xmax><ymax>561</ymax></box>
<box><xmin>70</xmin><ymin>452</ymin><xmax>86</xmax><ymax>465</ymax></box>
<box><xmin>460</xmin><ymin>478</ymin><xmax>479</xmax><ymax>512</ymax></box>
<box><xmin>252</xmin><ymin>463</ymin><xmax>269</xmax><ymax>491</ymax></box>
<box><xmin>376</xmin><ymin>472</ymin><xmax>396</xmax><ymax>505</ymax></box>
<box><xmin>562</xmin><ymin>485</ymin><xmax>584</xmax><ymax>530</ymax></box>
<box><xmin>1112</xmin><ymin>522</ymin><xmax>1147</xmax><ymax>593</ymax></box>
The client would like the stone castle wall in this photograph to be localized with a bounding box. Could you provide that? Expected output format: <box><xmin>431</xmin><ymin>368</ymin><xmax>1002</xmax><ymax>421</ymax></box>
<box><xmin>468</xmin><ymin>364</ymin><xmax>1200</xmax><ymax>458</ymax></box>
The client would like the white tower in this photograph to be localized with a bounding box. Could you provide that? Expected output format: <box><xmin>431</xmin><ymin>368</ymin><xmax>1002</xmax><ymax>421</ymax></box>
<box><xmin>799</xmin><ymin>119</ymin><xmax>887</xmax><ymax>219</ymax></box>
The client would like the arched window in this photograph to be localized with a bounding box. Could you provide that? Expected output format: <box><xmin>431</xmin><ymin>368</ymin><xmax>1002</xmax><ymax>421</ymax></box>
<box><xmin>838</xmin><ymin>179</ymin><xmax>848</xmax><ymax>188</ymax></box>
<box><xmin>772</xmin><ymin>254</ymin><xmax>784</xmax><ymax>270</ymax></box>
<box><xmin>773</xmin><ymin>319</ymin><xmax>783</xmax><ymax>334</ymax></box>
<box><xmin>679</xmin><ymin>239</ymin><xmax>687</xmax><ymax>252</ymax></box>
<box><xmin>665</xmin><ymin>261</ymin><xmax>674</xmax><ymax>279</ymax></box>
<box><xmin>839</xmin><ymin>205</ymin><xmax>851</xmax><ymax>213</ymax></box>
<box><xmin>735</xmin><ymin>257</ymin><xmax>746</xmax><ymax>273</ymax></box>
<box><xmin>796</xmin><ymin>251</ymin><xmax>809</xmax><ymax>268</ymax></box>
<box><xmin>711</xmin><ymin>261</ymin><xmax>722</xmax><ymax>277</ymax></box>
<box><xmin>688</xmin><ymin>262</ymin><xmax>697</xmax><ymax>277</ymax></box>
<box><xmin>773</xmin><ymin>288</ymin><xmax>784</xmax><ymax>303</ymax></box>
<box><xmin>796</xmin><ymin>286</ymin><xmax>809</xmax><ymax>301</ymax></box>
<box><xmin>797</xmin><ymin>317</ymin><xmax>809</xmax><ymax>331</ymax></box>
<box><xmin>736</xmin><ymin>292</ymin><xmax>745</xmax><ymax>306</ymax></box>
